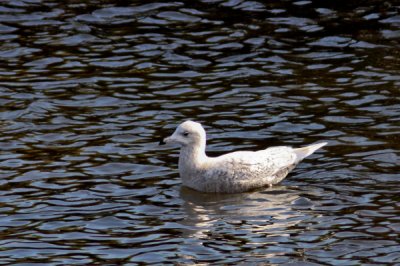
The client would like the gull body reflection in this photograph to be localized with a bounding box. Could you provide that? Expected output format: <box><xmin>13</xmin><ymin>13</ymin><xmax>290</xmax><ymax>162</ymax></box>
<box><xmin>179</xmin><ymin>186</ymin><xmax>314</xmax><ymax>241</ymax></box>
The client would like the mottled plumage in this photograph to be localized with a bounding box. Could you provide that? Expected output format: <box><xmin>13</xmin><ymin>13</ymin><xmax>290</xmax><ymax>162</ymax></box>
<box><xmin>161</xmin><ymin>121</ymin><xmax>327</xmax><ymax>193</ymax></box>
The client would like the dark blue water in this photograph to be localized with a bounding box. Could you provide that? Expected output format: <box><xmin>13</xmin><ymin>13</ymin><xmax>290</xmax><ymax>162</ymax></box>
<box><xmin>0</xmin><ymin>0</ymin><xmax>399</xmax><ymax>264</ymax></box>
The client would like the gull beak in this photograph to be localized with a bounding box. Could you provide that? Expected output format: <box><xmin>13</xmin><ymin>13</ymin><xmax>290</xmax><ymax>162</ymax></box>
<box><xmin>159</xmin><ymin>136</ymin><xmax>173</xmax><ymax>145</ymax></box>
<box><xmin>159</xmin><ymin>137</ymin><xmax>167</xmax><ymax>145</ymax></box>
<box><xmin>159</xmin><ymin>128</ymin><xmax>180</xmax><ymax>145</ymax></box>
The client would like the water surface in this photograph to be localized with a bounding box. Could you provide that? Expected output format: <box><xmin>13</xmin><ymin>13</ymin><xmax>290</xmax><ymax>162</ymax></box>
<box><xmin>0</xmin><ymin>0</ymin><xmax>399</xmax><ymax>264</ymax></box>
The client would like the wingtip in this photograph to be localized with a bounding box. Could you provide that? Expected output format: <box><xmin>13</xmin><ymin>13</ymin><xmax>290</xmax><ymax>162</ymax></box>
<box><xmin>294</xmin><ymin>141</ymin><xmax>327</xmax><ymax>162</ymax></box>
<box><xmin>309</xmin><ymin>142</ymin><xmax>328</xmax><ymax>152</ymax></box>
<box><xmin>317</xmin><ymin>142</ymin><xmax>328</xmax><ymax>148</ymax></box>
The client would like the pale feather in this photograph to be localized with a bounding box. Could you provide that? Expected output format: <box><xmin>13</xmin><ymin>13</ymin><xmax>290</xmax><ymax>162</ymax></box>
<box><xmin>163</xmin><ymin>121</ymin><xmax>327</xmax><ymax>193</ymax></box>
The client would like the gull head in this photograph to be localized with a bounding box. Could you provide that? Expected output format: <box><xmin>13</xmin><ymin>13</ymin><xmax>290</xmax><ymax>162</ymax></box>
<box><xmin>160</xmin><ymin>121</ymin><xmax>206</xmax><ymax>147</ymax></box>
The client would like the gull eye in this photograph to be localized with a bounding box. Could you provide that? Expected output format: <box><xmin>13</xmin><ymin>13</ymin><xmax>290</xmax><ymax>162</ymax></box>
<box><xmin>182</xmin><ymin>131</ymin><xmax>189</xmax><ymax>137</ymax></box>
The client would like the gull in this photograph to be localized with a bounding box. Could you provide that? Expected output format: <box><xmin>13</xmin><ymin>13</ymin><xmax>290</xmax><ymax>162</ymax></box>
<box><xmin>160</xmin><ymin>121</ymin><xmax>327</xmax><ymax>193</ymax></box>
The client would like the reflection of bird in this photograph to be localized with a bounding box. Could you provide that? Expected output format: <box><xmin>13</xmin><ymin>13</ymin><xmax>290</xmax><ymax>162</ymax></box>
<box><xmin>178</xmin><ymin>186</ymin><xmax>305</xmax><ymax>240</ymax></box>
<box><xmin>160</xmin><ymin>121</ymin><xmax>327</xmax><ymax>193</ymax></box>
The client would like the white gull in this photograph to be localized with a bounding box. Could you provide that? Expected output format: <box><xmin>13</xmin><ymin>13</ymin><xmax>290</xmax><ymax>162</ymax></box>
<box><xmin>160</xmin><ymin>121</ymin><xmax>327</xmax><ymax>193</ymax></box>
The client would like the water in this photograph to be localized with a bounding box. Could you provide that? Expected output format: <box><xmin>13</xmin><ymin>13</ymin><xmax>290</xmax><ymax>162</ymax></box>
<box><xmin>0</xmin><ymin>0</ymin><xmax>399</xmax><ymax>264</ymax></box>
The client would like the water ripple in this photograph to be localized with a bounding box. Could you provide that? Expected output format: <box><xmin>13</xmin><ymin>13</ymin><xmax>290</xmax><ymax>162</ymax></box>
<box><xmin>0</xmin><ymin>0</ymin><xmax>399</xmax><ymax>264</ymax></box>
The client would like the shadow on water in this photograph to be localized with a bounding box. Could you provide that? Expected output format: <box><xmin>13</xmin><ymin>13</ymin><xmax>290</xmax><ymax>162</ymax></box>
<box><xmin>0</xmin><ymin>0</ymin><xmax>399</xmax><ymax>264</ymax></box>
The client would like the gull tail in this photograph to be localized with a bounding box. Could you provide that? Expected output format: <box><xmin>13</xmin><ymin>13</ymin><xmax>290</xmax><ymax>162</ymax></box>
<box><xmin>294</xmin><ymin>142</ymin><xmax>327</xmax><ymax>163</ymax></box>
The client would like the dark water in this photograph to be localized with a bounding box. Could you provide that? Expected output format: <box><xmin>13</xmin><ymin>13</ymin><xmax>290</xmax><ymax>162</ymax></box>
<box><xmin>0</xmin><ymin>0</ymin><xmax>399</xmax><ymax>264</ymax></box>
